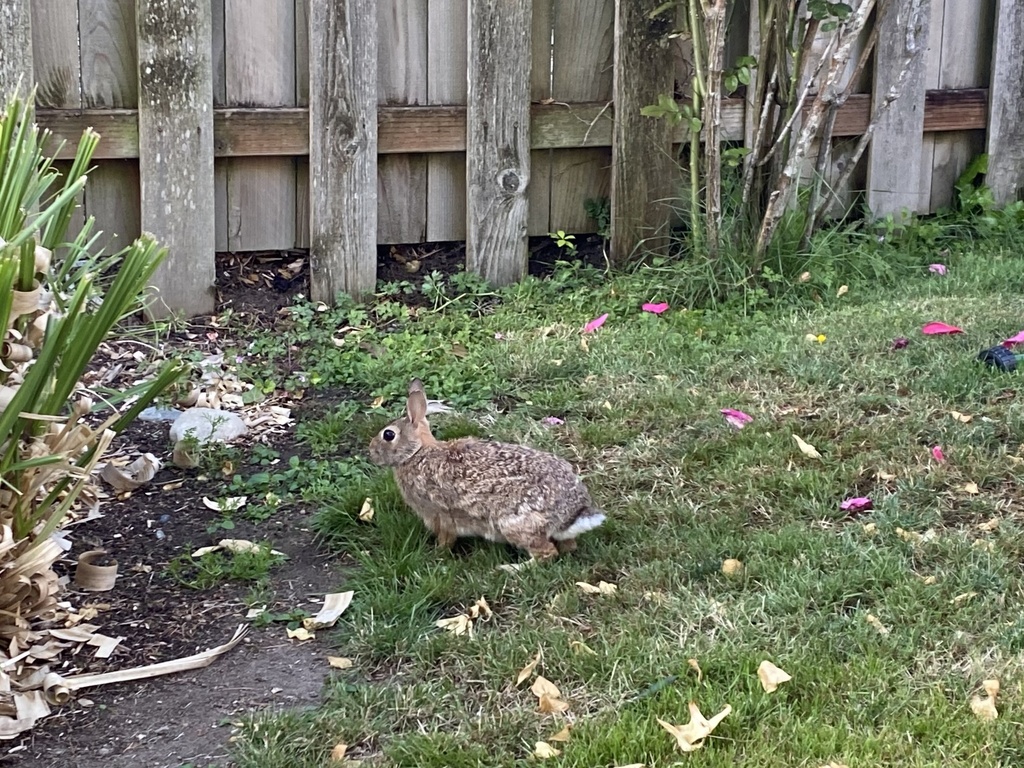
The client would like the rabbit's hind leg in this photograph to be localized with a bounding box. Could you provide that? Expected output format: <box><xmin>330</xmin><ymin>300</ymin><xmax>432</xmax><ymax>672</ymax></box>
<box><xmin>523</xmin><ymin>537</ymin><xmax>559</xmax><ymax>561</ymax></box>
<box><xmin>555</xmin><ymin>538</ymin><xmax>577</xmax><ymax>554</ymax></box>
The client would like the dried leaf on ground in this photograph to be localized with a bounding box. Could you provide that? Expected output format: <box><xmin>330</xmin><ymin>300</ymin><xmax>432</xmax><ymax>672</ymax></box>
<box><xmin>287</xmin><ymin>627</ymin><xmax>314</xmax><ymax>641</ymax></box>
<box><xmin>657</xmin><ymin>701</ymin><xmax>732</xmax><ymax>752</ymax></box>
<box><xmin>970</xmin><ymin>679</ymin><xmax>999</xmax><ymax>721</ymax></box>
<box><xmin>962</xmin><ymin>482</ymin><xmax>980</xmax><ymax>495</ymax></box>
<box><xmin>99</xmin><ymin>453</ymin><xmax>161</xmax><ymax>491</ymax></box>
<box><xmin>327</xmin><ymin>656</ymin><xmax>353</xmax><ymax>669</ymax></box>
<box><xmin>469</xmin><ymin>597</ymin><xmax>492</xmax><ymax>620</ymax></box>
<box><xmin>436</xmin><ymin>615</ymin><xmax>473</xmax><ymax>637</ymax></box>
<box><xmin>978</xmin><ymin>518</ymin><xmax>1000</xmax><ymax>532</ymax></box>
<box><xmin>202</xmin><ymin>495</ymin><xmax>247</xmax><ymax>512</ymax></box>
<box><xmin>757</xmin><ymin>660</ymin><xmax>792</xmax><ymax>693</ymax></box>
<box><xmin>303</xmin><ymin>591</ymin><xmax>354</xmax><ymax>630</ymax></box>
<box><xmin>516</xmin><ymin>650</ymin><xmax>542</xmax><ymax>686</ymax></box>
<box><xmin>576</xmin><ymin>580</ymin><xmax>617</xmax><ymax>595</ymax></box>
<box><xmin>532</xmin><ymin>675</ymin><xmax>570</xmax><ymax>713</ymax></box>
<box><xmin>950</xmin><ymin>410</ymin><xmax>973</xmax><ymax>423</ymax></box>
<box><xmin>548</xmin><ymin>725</ymin><xmax>571</xmax><ymax>742</ymax></box>
<box><xmin>533</xmin><ymin>741</ymin><xmax>561</xmax><ymax>759</ymax></box>
<box><xmin>792</xmin><ymin>435</ymin><xmax>822</xmax><ymax>459</ymax></box>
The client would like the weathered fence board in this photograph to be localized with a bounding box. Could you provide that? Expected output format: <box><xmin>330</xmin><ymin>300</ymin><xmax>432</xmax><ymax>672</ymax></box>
<box><xmin>549</xmin><ymin>0</ymin><xmax>614</xmax><ymax>234</ymax></box>
<box><xmin>30</xmin><ymin>1</ymin><xmax>80</xmax><ymax>109</ymax></box>
<box><xmin>81</xmin><ymin>0</ymin><xmax>140</xmax><ymax>250</ymax></box>
<box><xmin>378</xmin><ymin>0</ymin><xmax>428</xmax><ymax>244</ymax></box>
<box><xmin>0</xmin><ymin>1</ymin><xmax>34</xmax><ymax>100</ymax></box>
<box><xmin>31</xmin><ymin>1</ymin><xmax>85</xmax><ymax>237</ymax></box>
<box><xmin>212</xmin><ymin>0</ymin><xmax>228</xmax><ymax>251</ymax></box>
<box><xmin>224</xmin><ymin>0</ymin><xmax>295</xmax><ymax>251</ymax></box>
<box><xmin>986</xmin><ymin>0</ymin><xmax>1024</xmax><ymax>205</ymax></box>
<box><xmin>136</xmin><ymin>0</ymin><xmax>216</xmax><ymax>319</ymax></box>
<box><xmin>308</xmin><ymin>0</ymin><xmax>378</xmax><ymax>302</ymax></box>
<box><xmin>467</xmin><ymin>0</ymin><xmax>532</xmax><ymax>285</ymax></box>
<box><xmin>528</xmin><ymin>0</ymin><xmax>553</xmax><ymax>237</ymax></box>
<box><xmin>923</xmin><ymin>0</ymin><xmax>993</xmax><ymax>211</ymax></box>
<box><xmin>426</xmin><ymin>0</ymin><xmax>467</xmax><ymax>242</ymax></box>
<box><xmin>867</xmin><ymin>0</ymin><xmax>932</xmax><ymax>219</ymax></box>
<box><xmin>294</xmin><ymin>0</ymin><xmax>310</xmax><ymax>249</ymax></box>
<box><xmin>610</xmin><ymin>0</ymin><xmax>675</xmax><ymax>262</ymax></box>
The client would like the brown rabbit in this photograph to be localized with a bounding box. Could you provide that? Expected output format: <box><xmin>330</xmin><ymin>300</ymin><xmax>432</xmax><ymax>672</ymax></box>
<box><xmin>367</xmin><ymin>379</ymin><xmax>605</xmax><ymax>560</ymax></box>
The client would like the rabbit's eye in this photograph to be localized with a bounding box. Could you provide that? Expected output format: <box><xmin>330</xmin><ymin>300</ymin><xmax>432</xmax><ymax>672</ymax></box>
<box><xmin>382</xmin><ymin>428</ymin><xmax>396</xmax><ymax>442</ymax></box>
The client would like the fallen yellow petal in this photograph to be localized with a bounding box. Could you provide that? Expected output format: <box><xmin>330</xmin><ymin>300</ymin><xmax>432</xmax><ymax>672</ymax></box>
<box><xmin>962</xmin><ymin>482</ymin><xmax>980</xmax><ymax>495</ymax></box>
<box><xmin>836</xmin><ymin>285</ymin><xmax>848</xmax><ymax>297</ymax></box>
<box><xmin>287</xmin><ymin>627</ymin><xmax>314</xmax><ymax>641</ymax></box>
<box><xmin>435</xmin><ymin>614</ymin><xmax>473</xmax><ymax>636</ymax></box>
<box><xmin>327</xmin><ymin>656</ymin><xmax>353</xmax><ymax>669</ymax></box>
<box><xmin>576</xmin><ymin>580</ymin><xmax>617</xmax><ymax>595</ymax></box>
<box><xmin>757</xmin><ymin>660</ymin><xmax>792</xmax><ymax>693</ymax></box>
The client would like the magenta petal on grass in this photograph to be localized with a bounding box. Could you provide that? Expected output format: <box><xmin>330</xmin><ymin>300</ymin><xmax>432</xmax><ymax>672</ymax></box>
<box><xmin>932</xmin><ymin>445</ymin><xmax>945</xmax><ymax>463</ymax></box>
<box><xmin>720</xmin><ymin>408</ymin><xmax>753</xmax><ymax>430</ymax></box>
<box><xmin>1003</xmin><ymin>330</ymin><xmax>1024</xmax><ymax>348</ymax></box>
<box><xmin>841</xmin><ymin>496</ymin><xmax>873</xmax><ymax>512</ymax></box>
<box><xmin>642</xmin><ymin>302</ymin><xmax>670</xmax><ymax>314</ymax></box>
<box><xmin>583</xmin><ymin>313</ymin><xmax>609</xmax><ymax>333</ymax></box>
<box><xmin>921</xmin><ymin>321</ymin><xmax>964</xmax><ymax>335</ymax></box>
<box><xmin>541</xmin><ymin>416</ymin><xmax>565</xmax><ymax>426</ymax></box>
<box><xmin>928</xmin><ymin>263</ymin><xmax>947</xmax><ymax>275</ymax></box>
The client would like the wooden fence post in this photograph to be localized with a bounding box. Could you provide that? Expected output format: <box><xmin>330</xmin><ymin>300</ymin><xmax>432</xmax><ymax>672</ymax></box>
<box><xmin>986</xmin><ymin>0</ymin><xmax>1024</xmax><ymax>206</ymax></box>
<box><xmin>466</xmin><ymin>0</ymin><xmax>531</xmax><ymax>287</ymax></box>
<box><xmin>866</xmin><ymin>0</ymin><xmax>932</xmax><ymax>221</ymax></box>
<box><xmin>610</xmin><ymin>0</ymin><xmax>675</xmax><ymax>264</ymax></box>
<box><xmin>136</xmin><ymin>0</ymin><xmax>216</xmax><ymax>319</ymax></box>
<box><xmin>0</xmin><ymin>1</ymin><xmax>33</xmax><ymax>101</ymax></box>
<box><xmin>308</xmin><ymin>0</ymin><xmax>377</xmax><ymax>303</ymax></box>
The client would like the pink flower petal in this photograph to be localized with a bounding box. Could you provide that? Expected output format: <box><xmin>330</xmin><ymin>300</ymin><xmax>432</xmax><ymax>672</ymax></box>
<box><xmin>720</xmin><ymin>408</ymin><xmax>753</xmax><ymax>430</ymax></box>
<box><xmin>931</xmin><ymin>445</ymin><xmax>945</xmax><ymax>463</ymax></box>
<box><xmin>642</xmin><ymin>302</ymin><xmax>670</xmax><ymax>314</ymax></box>
<box><xmin>840</xmin><ymin>496</ymin><xmax>873</xmax><ymax>512</ymax></box>
<box><xmin>583</xmin><ymin>313</ymin><xmax>609</xmax><ymax>334</ymax></box>
<box><xmin>928</xmin><ymin>263</ymin><xmax>947</xmax><ymax>275</ymax></box>
<box><xmin>922</xmin><ymin>322</ymin><xmax>964</xmax><ymax>335</ymax></box>
<box><xmin>1002</xmin><ymin>330</ymin><xmax>1024</xmax><ymax>348</ymax></box>
<box><xmin>541</xmin><ymin>416</ymin><xmax>564</xmax><ymax>426</ymax></box>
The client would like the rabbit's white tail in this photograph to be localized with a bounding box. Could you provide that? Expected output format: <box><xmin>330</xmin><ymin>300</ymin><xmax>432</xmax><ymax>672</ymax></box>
<box><xmin>553</xmin><ymin>508</ymin><xmax>606</xmax><ymax>540</ymax></box>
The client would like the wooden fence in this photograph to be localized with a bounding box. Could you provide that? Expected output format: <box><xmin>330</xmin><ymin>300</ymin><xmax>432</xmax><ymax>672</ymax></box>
<box><xmin>1</xmin><ymin>0</ymin><xmax>1022</xmax><ymax>319</ymax></box>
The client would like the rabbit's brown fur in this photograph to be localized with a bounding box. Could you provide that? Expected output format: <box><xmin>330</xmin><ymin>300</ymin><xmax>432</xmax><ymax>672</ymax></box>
<box><xmin>368</xmin><ymin>380</ymin><xmax>605</xmax><ymax>560</ymax></box>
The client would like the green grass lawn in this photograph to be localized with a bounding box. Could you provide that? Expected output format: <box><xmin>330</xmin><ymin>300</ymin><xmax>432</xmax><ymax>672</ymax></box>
<box><xmin>226</xmin><ymin>233</ymin><xmax>1023</xmax><ymax>767</ymax></box>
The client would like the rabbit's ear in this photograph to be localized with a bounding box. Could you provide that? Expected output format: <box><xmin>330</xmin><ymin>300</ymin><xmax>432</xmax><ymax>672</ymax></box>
<box><xmin>407</xmin><ymin>382</ymin><xmax>428</xmax><ymax>425</ymax></box>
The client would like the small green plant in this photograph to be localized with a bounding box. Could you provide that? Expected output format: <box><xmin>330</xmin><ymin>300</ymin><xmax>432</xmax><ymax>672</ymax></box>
<box><xmin>166</xmin><ymin>544</ymin><xmax>287</xmax><ymax>590</ymax></box>
<box><xmin>548</xmin><ymin>229</ymin><xmax>578</xmax><ymax>256</ymax></box>
<box><xmin>584</xmin><ymin>197</ymin><xmax>611</xmax><ymax>239</ymax></box>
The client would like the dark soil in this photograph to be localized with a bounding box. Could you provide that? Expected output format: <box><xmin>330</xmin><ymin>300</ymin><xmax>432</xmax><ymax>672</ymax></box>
<box><xmin>9</xmin><ymin>238</ymin><xmax>601</xmax><ymax>767</ymax></box>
